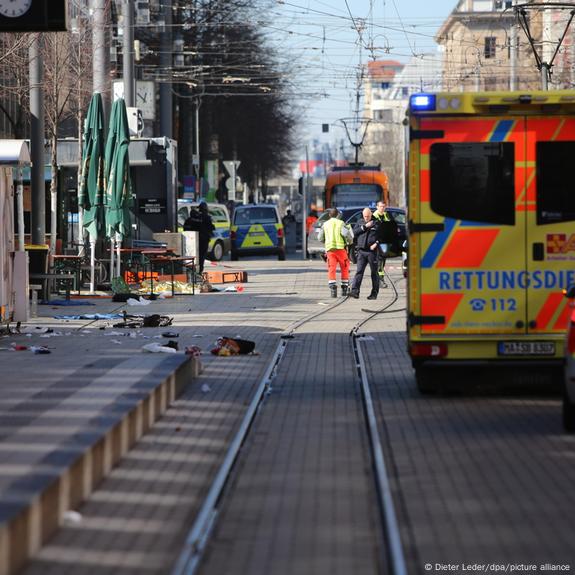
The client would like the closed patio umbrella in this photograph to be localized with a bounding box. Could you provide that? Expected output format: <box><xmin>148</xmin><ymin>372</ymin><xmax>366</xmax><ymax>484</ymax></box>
<box><xmin>104</xmin><ymin>98</ymin><xmax>132</xmax><ymax>279</ymax></box>
<box><xmin>78</xmin><ymin>93</ymin><xmax>105</xmax><ymax>293</ymax></box>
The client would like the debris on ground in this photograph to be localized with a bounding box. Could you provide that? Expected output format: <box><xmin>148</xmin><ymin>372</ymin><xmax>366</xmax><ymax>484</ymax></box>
<box><xmin>201</xmin><ymin>384</ymin><xmax>211</xmax><ymax>393</ymax></box>
<box><xmin>30</xmin><ymin>346</ymin><xmax>51</xmax><ymax>354</ymax></box>
<box><xmin>127</xmin><ymin>297</ymin><xmax>152</xmax><ymax>306</ymax></box>
<box><xmin>54</xmin><ymin>313</ymin><xmax>124</xmax><ymax>320</ymax></box>
<box><xmin>162</xmin><ymin>332</ymin><xmax>179</xmax><ymax>338</ymax></box>
<box><xmin>142</xmin><ymin>342</ymin><xmax>177</xmax><ymax>354</ymax></box>
<box><xmin>210</xmin><ymin>337</ymin><xmax>256</xmax><ymax>356</ymax></box>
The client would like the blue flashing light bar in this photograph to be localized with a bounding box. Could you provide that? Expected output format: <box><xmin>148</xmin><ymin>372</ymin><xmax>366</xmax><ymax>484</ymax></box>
<box><xmin>410</xmin><ymin>94</ymin><xmax>436</xmax><ymax>111</ymax></box>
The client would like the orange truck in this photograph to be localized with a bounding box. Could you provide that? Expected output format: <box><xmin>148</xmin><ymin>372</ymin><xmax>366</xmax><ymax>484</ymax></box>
<box><xmin>407</xmin><ymin>90</ymin><xmax>575</xmax><ymax>392</ymax></box>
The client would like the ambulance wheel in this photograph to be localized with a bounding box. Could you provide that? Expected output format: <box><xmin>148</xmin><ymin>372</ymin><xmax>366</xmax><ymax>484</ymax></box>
<box><xmin>278</xmin><ymin>249</ymin><xmax>286</xmax><ymax>261</ymax></box>
<box><xmin>415</xmin><ymin>366</ymin><xmax>438</xmax><ymax>395</ymax></box>
<box><xmin>231</xmin><ymin>250</ymin><xmax>239</xmax><ymax>261</ymax></box>
<box><xmin>211</xmin><ymin>241</ymin><xmax>224</xmax><ymax>261</ymax></box>
<box><xmin>563</xmin><ymin>387</ymin><xmax>575</xmax><ymax>433</ymax></box>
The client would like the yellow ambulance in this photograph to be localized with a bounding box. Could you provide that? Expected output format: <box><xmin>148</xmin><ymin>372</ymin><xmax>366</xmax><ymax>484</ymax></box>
<box><xmin>407</xmin><ymin>90</ymin><xmax>575</xmax><ymax>392</ymax></box>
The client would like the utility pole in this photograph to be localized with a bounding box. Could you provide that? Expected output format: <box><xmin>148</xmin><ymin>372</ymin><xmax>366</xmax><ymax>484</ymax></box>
<box><xmin>30</xmin><ymin>34</ymin><xmax>45</xmax><ymax>245</ymax></box>
<box><xmin>123</xmin><ymin>0</ymin><xmax>135</xmax><ymax>107</ymax></box>
<box><xmin>160</xmin><ymin>0</ymin><xmax>173</xmax><ymax>137</ymax></box>
<box><xmin>92</xmin><ymin>0</ymin><xmax>110</xmax><ymax>118</ymax></box>
<box><xmin>302</xmin><ymin>145</ymin><xmax>310</xmax><ymax>260</ymax></box>
<box><xmin>510</xmin><ymin>1</ymin><xmax>517</xmax><ymax>91</ymax></box>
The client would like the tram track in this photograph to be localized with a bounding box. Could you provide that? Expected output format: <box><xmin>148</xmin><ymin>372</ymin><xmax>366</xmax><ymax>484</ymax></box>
<box><xmin>172</xmin><ymin>267</ymin><xmax>408</xmax><ymax>575</ymax></box>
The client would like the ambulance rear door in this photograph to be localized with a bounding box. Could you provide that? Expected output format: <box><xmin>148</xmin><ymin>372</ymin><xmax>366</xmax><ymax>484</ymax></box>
<box><xmin>525</xmin><ymin>116</ymin><xmax>575</xmax><ymax>339</ymax></box>
<box><xmin>411</xmin><ymin>116</ymin><xmax>528</xmax><ymax>340</ymax></box>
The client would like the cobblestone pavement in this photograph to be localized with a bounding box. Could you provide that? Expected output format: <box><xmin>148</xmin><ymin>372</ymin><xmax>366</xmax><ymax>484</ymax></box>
<box><xmin>12</xmin><ymin>258</ymin><xmax>575</xmax><ymax>575</ymax></box>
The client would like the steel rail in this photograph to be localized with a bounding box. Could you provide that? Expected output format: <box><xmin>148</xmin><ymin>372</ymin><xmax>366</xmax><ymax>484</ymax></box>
<box><xmin>353</xmin><ymin>334</ymin><xmax>408</xmax><ymax>575</ymax></box>
<box><xmin>171</xmin><ymin>338</ymin><xmax>288</xmax><ymax>575</ymax></box>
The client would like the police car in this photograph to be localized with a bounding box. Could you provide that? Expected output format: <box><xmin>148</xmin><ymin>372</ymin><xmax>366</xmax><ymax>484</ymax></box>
<box><xmin>231</xmin><ymin>204</ymin><xmax>286</xmax><ymax>261</ymax></box>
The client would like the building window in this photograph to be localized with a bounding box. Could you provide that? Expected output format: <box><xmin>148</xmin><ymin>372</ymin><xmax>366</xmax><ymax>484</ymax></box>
<box><xmin>373</xmin><ymin>109</ymin><xmax>393</xmax><ymax>122</ymax></box>
<box><xmin>380</xmin><ymin>82</ymin><xmax>391</xmax><ymax>89</ymax></box>
<box><xmin>484</xmin><ymin>36</ymin><xmax>496</xmax><ymax>59</ymax></box>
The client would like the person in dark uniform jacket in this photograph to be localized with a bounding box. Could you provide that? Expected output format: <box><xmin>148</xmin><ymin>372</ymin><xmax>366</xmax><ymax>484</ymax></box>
<box><xmin>350</xmin><ymin>207</ymin><xmax>381</xmax><ymax>300</ymax></box>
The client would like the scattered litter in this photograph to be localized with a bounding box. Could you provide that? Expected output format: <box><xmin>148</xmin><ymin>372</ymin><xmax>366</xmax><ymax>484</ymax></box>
<box><xmin>113</xmin><ymin>314</ymin><xmax>173</xmax><ymax>329</ymax></box>
<box><xmin>185</xmin><ymin>345</ymin><xmax>202</xmax><ymax>357</ymax></box>
<box><xmin>10</xmin><ymin>344</ymin><xmax>27</xmax><ymax>351</ymax></box>
<box><xmin>30</xmin><ymin>346</ymin><xmax>51</xmax><ymax>354</ymax></box>
<box><xmin>164</xmin><ymin>340</ymin><xmax>179</xmax><ymax>351</ymax></box>
<box><xmin>62</xmin><ymin>510</ymin><xmax>82</xmax><ymax>526</ymax></box>
<box><xmin>54</xmin><ymin>313</ymin><xmax>124</xmax><ymax>320</ymax></box>
<box><xmin>211</xmin><ymin>337</ymin><xmax>256</xmax><ymax>356</ymax></box>
<box><xmin>162</xmin><ymin>332</ymin><xmax>179</xmax><ymax>338</ymax></box>
<box><xmin>40</xmin><ymin>300</ymin><xmax>95</xmax><ymax>306</ymax></box>
<box><xmin>127</xmin><ymin>297</ymin><xmax>152</xmax><ymax>306</ymax></box>
<box><xmin>201</xmin><ymin>384</ymin><xmax>211</xmax><ymax>393</ymax></box>
<box><xmin>157</xmin><ymin>292</ymin><xmax>169</xmax><ymax>299</ymax></box>
<box><xmin>357</xmin><ymin>335</ymin><xmax>375</xmax><ymax>341</ymax></box>
<box><xmin>223</xmin><ymin>286</ymin><xmax>237</xmax><ymax>292</ymax></box>
<box><xmin>142</xmin><ymin>342</ymin><xmax>177</xmax><ymax>354</ymax></box>
<box><xmin>19</xmin><ymin>326</ymin><xmax>53</xmax><ymax>334</ymax></box>
<box><xmin>318</xmin><ymin>302</ymin><xmax>329</xmax><ymax>306</ymax></box>
<box><xmin>112</xmin><ymin>292</ymin><xmax>144</xmax><ymax>302</ymax></box>
<box><xmin>111</xmin><ymin>340</ymin><xmax>123</xmax><ymax>345</ymax></box>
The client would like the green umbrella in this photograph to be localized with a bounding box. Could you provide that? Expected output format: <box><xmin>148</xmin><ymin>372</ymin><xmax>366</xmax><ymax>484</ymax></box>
<box><xmin>104</xmin><ymin>99</ymin><xmax>132</xmax><ymax>279</ymax></box>
<box><xmin>78</xmin><ymin>92</ymin><xmax>105</xmax><ymax>292</ymax></box>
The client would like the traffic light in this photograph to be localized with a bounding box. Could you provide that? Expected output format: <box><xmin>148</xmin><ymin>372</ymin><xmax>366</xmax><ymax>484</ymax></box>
<box><xmin>0</xmin><ymin>1</ymin><xmax>67</xmax><ymax>32</ymax></box>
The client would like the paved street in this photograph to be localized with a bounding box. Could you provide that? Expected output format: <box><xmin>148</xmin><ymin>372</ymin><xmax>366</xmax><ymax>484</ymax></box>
<box><xmin>1</xmin><ymin>257</ymin><xmax>573</xmax><ymax>575</ymax></box>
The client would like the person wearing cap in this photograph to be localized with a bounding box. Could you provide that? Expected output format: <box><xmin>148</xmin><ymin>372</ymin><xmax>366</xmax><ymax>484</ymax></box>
<box><xmin>197</xmin><ymin>201</ymin><xmax>215</xmax><ymax>273</ymax></box>
<box><xmin>318</xmin><ymin>208</ymin><xmax>352</xmax><ymax>297</ymax></box>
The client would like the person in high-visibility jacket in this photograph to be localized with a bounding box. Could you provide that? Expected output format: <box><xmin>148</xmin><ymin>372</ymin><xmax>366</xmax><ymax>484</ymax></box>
<box><xmin>318</xmin><ymin>208</ymin><xmax>353</xmax><ymax>298</ymax></box>
<box><xmin>372</xmin><ymin>200</ymin><xmax>392</xmax><ymax>288</ymax></box>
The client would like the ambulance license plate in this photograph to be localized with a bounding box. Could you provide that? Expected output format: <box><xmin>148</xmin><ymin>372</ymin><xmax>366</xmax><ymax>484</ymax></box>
<box><xmin>497</xmin><ymin>341</ymin><xmax>555</xmax><ymax>356</ymax></box>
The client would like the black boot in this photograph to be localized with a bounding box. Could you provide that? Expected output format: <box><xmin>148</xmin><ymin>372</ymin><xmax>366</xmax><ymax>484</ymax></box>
<box><xmin>341</xmin><ymin>284</ymin><xmax>349</xmax><ymax>297</ymax></box>
<box><xmin>349</xmin><ymin>290</ymin><xmax>359</xmax><ymax>299</ymax></box>
<box><xmin>330</xmin><ymin>284</ymin><xmax>337</xmax><ymax>298</ymax></box>
<box><xmin>367</xmin><ymin>291</ymin><xmax>378</xmax><ymax>300</ymax></box>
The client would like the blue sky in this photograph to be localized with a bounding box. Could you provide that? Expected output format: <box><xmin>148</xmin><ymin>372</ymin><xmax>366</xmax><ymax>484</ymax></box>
<box><xmin>268</xmin><ymin>0</ymin><xmax>457</xmax><ymax>143</ymax></box>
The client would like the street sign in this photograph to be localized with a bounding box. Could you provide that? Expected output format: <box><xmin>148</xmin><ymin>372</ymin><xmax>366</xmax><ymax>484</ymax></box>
<box><xmin>223</xmin><ymin>161</ymin><xmax>240</xmax><ymax>176</ymax></box>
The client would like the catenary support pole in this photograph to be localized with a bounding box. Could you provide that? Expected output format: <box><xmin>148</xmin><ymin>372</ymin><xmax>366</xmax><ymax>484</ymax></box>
<box><xmin>92</xmin><ymin>0</ymin><xmax>110</xmax><ymax>120</ymax></box>
<box><xmin>123</xmin><ymin>0</ymin><xmax>135</xmax><ymax>107</ymax></box>
<box><xmin>30</xmin><ymin>34</ymin><xmax>45</xmax><ymax>246</ymax></box>
<box><xmin>160</xmin><ymin>0</ymin><xmax>173</xmax><ymax>137</ymax></box>
<box><xmin>302</xmin><ymin>145</ymin><xmax>309</xmax><ymax>260</ymax></box>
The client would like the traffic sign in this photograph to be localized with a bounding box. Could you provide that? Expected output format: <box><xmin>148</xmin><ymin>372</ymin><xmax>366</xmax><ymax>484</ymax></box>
<box><xmin>223</xmin><ymin>161</ymin><xmax>240</xmax><ymax>176</ymax></box>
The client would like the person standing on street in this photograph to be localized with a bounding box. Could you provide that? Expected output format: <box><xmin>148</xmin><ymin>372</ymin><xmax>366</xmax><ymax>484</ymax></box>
<box><xmin>197</xmin><ymin>201</ymin><xmax>215</xmax><ymax>274</ymax></box>
<box><xmin>350</xmin><ymin>207</ymin><xmax>381</xmax><ymax>300</ymax></box>
<box><xmin>318</xmin><ymin>208</ymin><xmax>352</xmax><ymax>297</ymax></box>
<box><xmin>373</xmin><ymin>200</ymin><xmax>392</xmax><ymax>288</ymax></box>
